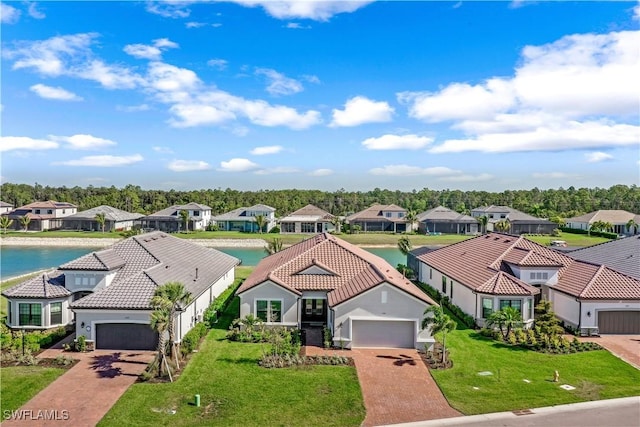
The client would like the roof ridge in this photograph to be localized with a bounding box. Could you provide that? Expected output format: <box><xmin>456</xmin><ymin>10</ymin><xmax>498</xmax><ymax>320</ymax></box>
<box><xmin>489</xmin><ymin>233</ymin><xmax>525</xmax><ymax>269</ymax></box>
<box><xmin>579</xmin><ymin>264</ymin><xmax>606</xmax><ymax>298</ymax></box>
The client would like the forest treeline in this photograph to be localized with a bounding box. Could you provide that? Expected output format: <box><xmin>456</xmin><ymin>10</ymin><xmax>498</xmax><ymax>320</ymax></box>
<box><xmin>1</xmin><ymin>183</ymin><xmax>639</xmax><ymax>220</ymax></box>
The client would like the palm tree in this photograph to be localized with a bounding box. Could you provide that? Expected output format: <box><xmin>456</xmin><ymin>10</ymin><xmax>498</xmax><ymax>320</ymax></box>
<box><xmin>266</xmin><ymin>238</ymin><xmax>283</xmax><ymax>255</ymax></box>
<box><xmin>331</xmin><ymin>215</ymin><xmax>342</xmax><ymax>234</ymax></box>
<box><xmin>151</xmin><ymin>282</ymin><xmax>193</xmax><ymax>363</ymax></box>
<box><xmin>150</xmin><ymin>307</ymin><xmax>170</xmax><ymax>378</ymax></box>
<box><xmin>422</xmin><ymin>306</ymin><xmax>457</xmax><ymax>364</ymax></box>
<box><xmin>495</xmin><ymin>219</ymin><xmax>511</xmax><ymax>233</ymax></box>
<box><xmin>94</xmin><ymin>212</ymin><xmax>107</xmax><ymax>233</ymax></box>
<box><xmin>404</xmin><ymin>210</ymin><xmax>417</xmax><ymax>233</ymax></box>
<box><xmin>626</xmin><ymin>218</ymin><xmax>638</xmax><ymax>235</ymax></box>
<box><xmin>477</xmin><ymin>215</ymin><xmax>488</xmax><ymax>234</ymax></box>
<box><xmin>179</xmin><ymin>210</ymin><xmax>189</xmax><ymax>233</ymax></box>
<box><xmin>397</xmin><ymin>236</ymin><xmax>413</xmax><ymax>257</ymax></box>
<box><xmin>486</xmin><ymin>306</ymin><xmax>522</xmax><ymax>340</ymax></box>
<box><xmin>254</xmin><ymin>214</ymin><xmax>266</xmax><ymax>233</ymax></box>
<box><xmin>19</xmin><ymin>215</ymin><xmax>31</xmax><ymax>232</ymax></box>
<box><xmin>0</xmin><ymin>216</ymin><xmax>13</xmax><ymax>233</ymax></box>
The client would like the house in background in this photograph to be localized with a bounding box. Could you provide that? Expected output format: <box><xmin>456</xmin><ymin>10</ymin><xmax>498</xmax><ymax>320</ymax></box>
<box><xmin>2</xmin><ymin>232</ymin><xmax>240</xmax><ymax>350</ymax></box>
<box><xmin>212</xmin><ymin>204</ymin><xmax>276</xmax><ymax>233</ymax></box>
<box><xmin>568</xmin><ymin>236</ymin><xmax>640</xmax><ymax>280</ymax></box>
<box><xmin>4</xmin><ymin>200</ymin><xmax>77</xmax><ymax>231</ymax></box>
<box><xmin>346</xmin><ymin>204</ymin><xmax>411</xmax><ymax>233</ymax></box>
<box><xmin>279</xmin><ymin>204</ymin><xmax>336</xmax><ymax>234</ymax></box>
<box><xmin>412</xmin><ymin>233</ymin><xmax>640</xmax><ymax>334</ymax></box>
<box><xmin>61</xmin><ymin>205</ymin><xmax>144</xmax><ymax>232</ymax></box>
<box><xmin>416</xmin><ymin>206</ymin><xmax>478</xmax><ymax>235</ymax></box>
<box><xmin>140</xmin><ymin>203</ymin><xmax>212</xmax><ymax>232</ymax></box>
<box><xmin>565</xmin><ymin>210</ymin><xmax>640</xmax><ymax>236</ymax></box>
<box><xmin>0</xmin><ymin>201</ymin><xmax>13</xmax><ymax>214</ymax></box>
<box><xmin>237</xmin><ymin>233</ymin><xmax>436</xmax><ymax>349</ymax></box>
<box><xmin>471</xmin><ymin>205</ymin><xmax>556</xmax><ymax>234</ymax></box>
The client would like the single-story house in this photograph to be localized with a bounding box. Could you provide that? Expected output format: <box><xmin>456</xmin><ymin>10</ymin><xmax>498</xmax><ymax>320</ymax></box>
<box><xmin>568</xmin><ymin>236</ymin><xmax>640</xmax><ymax>280</ymax></box>
<box><xmin>212</xmin><ymin>204</ymin><xmax>276</xmax><ymax>233</ymax></box>
<box><xmin>4</xmin><ymin>200</ymin><xmax>78</xmax><ymax>231</ymax></box>
<box><xmin>236</xmin><ymin>233</ymin><xmax>437</xmax><ymax>349</ymax></box>
<box><xmin>140</xmin><ymin>203</ymin><xmax>212</xmax><ymax>232</ymax></box>
<box><xmin>565</xmin><ymin>210</ymin><xmax>640</xmax><ymax>236</ymax></box>
<box><xmin>61</xmin><ymin>205</ymin><xmax>144</xmax><ymax>232</ymax></box>
<box><xmin>411</xmin><ymin>233</ymin><xmax>640</xmax><ymax>334</ymax></box>
<box><xmin>279</xmin><ymin>204</ymin><xmax>336</xmax><ymax>234</ymax></box>
<box><xmin>471</xmin><ymin>205</ymin><xmax>556</xmax><ymax>234</ymax></box>
<box><xmin>2</xmin><ymin>231</ymin><xmax>240</xmax><ymax>350</ymax></box>
<box><xmin>416</xmin><ymin>206</ymin><xmax>478</xmax><ymax>235</ymax></box>
<box><xmin>346</xmin><ymin>204</ymin><xmax>412</xmax><ymax>233</ymax></box>
<box><xmin>0</xmin><ymin>201</ymin><xmax>13</xmax><ymax>215</ymax></box>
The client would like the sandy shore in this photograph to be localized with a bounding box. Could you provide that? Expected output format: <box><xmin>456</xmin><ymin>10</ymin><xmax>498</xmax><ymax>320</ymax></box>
<box><xmin>0</xmin><ymin>236</ymin><xmax>269</xmax><ymax>248</ymax></box>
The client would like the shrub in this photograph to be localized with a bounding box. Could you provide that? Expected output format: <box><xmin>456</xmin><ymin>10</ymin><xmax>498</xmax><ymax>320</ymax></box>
<box><xmin>416</xmin><ymin>282</ymin><xmax>475</xmax><ymax>328</ymax></box>
<box><xmin>268</xmin><ymin>226</ymin><xmax>280</xmax><ymax>233</ymax></box>
<box><xmin>181</xmin><ymin>322</ymin><xmax>208</xmax><ymax>355</ymax></box>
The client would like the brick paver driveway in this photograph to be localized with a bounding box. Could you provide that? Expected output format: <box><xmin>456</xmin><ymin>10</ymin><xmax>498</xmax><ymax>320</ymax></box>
<box><xmin>3</xmin><ymin>348</ymin><xmax>154</xmax><ymax>427</ymax></box>
<box><xmin>579</xmin><ymin>335</ymin><xmax>640</xmax><ymax>369</ymax></box>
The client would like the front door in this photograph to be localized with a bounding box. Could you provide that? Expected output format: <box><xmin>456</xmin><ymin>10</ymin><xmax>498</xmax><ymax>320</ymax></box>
<box><xmin>301</xmin><ymin>299</ymin><xmax>326</xmax><ymax>326</ymax></box>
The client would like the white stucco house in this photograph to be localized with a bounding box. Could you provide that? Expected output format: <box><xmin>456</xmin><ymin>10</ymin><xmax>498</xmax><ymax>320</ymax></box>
<box><xmin>212</xmin><ymin>204</ymin><xmax>277</xmax><ymax>233</ymax></box>
<box><xmin>346</xmin><ymin>204</ymin><xmax>412</xmax><ymax>233</ymax></box>
<box><xmin>3</xmin><ymin>232</ymin><xmax>240</xmax><ymax>350</ymax></box>
<box><xmin>0</xmin><ymin>201</ymin><xmax>13</xmax><ymax>215</ymax></box>
<box><xmin>411</xmin><ymin>233</ymin><xmax>640</xmax><ymax>334</ymax></box>
<box><xmin>565</xmin><ymin>210</ymin><xmax>640</xmax><ymax>236</ymax></box>
<box><xmin>236</xmin><ymin>233</ymin><xmax>437</xmax><ymax>349</ymax></box>
<box><xmin>140</xmin><ymin>203</ymin><xmax>212</xmax><ymax>232</ymax></box>
<box><xmin>279</xmin><ymin>204</ymin><xmax>336</xmax><ymax>234</ymax></box>
<box><xmin>5</xmin><ymin>200</ymin><xmax>77</xmax><ymax>231</ymax></box>
<box><xmin>61</xmin><ymin>205</ymin><xmax>144</xmax><ymax>232</ymax></box>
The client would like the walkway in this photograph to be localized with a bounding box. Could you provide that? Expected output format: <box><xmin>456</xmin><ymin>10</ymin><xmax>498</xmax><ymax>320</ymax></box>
<box><xmin>305</xmin><ymin>346</ymin><xmax>460</xmax><ymax>427</ymax></box>
<box><xmin>579</xmin><ymin>335</ymin><xmax>640</xmax><ymax>369</ymax></box>
<box><xmin>3</xmin><ymin>347</ymin><xmax>154</xmax><ymax>427</ymax></box>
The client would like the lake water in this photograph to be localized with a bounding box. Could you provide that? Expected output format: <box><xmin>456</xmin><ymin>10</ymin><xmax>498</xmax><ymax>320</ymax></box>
<box><xmin>0</xmin><ymin>246</ymin><xmax>406</xmax><ymax>279</ymax></box>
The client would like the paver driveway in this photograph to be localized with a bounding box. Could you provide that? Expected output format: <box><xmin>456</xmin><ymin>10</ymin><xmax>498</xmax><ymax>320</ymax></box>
<box><xmin>306</xmin><ymin>347</ymin><xmax>460</xmax><ymax>427</ymax></box>
<box><xmin>579</xmin><ymin>335</ymin><xmax>640</xmax><ymax>369</ymax></box>
<box><xmin>3</xmin><ymin>348</ymin><xmax>154</xmax><ymax>427</ymax></box>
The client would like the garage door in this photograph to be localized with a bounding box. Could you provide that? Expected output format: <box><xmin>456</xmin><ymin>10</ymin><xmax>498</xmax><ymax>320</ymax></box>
<box><xmin>598</xmin><ymin>311</ymin><xmax>640</xmax><ymax>334</ymax></box>
<box><xmin>351</xmin><ymin>320</ymin><xmax>415</xmax><ymax>348</ymax></box>
<box><xmin>96</xmin><ymin>323</ymin><xmax>158</xmax><ymax>350</ymax></box>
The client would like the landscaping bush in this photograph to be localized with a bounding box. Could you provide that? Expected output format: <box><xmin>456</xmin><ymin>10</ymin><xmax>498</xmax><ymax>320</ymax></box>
<box><xmin>181</xmin><ymin>322</ymin><xmax>208</xmax><ymax>355</ymax></box>
<box><xmin>205</xmin><ymin>280</ymin><xmax>245</xmax><ymax>329</ymax></box>
<box><xmin>416</xmin><ymin>282</ymin><xmax>476</xmax><ymax>329</ymax></box>
<box><xmin>227</xmin><ymin>315</ymin><xmax>269</xmax><ymax>343</ymax></box>
<box><xmin>559</xmin><ymin>227</ymin><xmax>618</xmax><ymax>239</ymax></box>
<box><xmin>268</xmin><ymin>226</ymin><xmax>280</xmax><ymax>233</ymax></box>
<box><xmin>259</xmin><ymin>354</ymin><xmax>352</xmax><ymax>369</ymax></box>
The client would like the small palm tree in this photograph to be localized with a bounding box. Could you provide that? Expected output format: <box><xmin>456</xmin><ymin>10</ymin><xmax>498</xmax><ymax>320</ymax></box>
<box><xmin>0</xmin><ymin>216</ymin><xmax>13</xmax><ymax>233</ymax></box>
<box><xmin>397</xmin><ymin>236</ymin><xmax>413</xmax><ymax>276</ymax></box>
<box><xmin>626</xmin><ymin>218</ymin><xmax>638</xmax><ymax>235</ymax></box>
<box><xmin>495</xmin><ymin>219</ymin><xmax>511</xmax><ymax>233</ymax></box>
<box><xmin>486</xmin><ymin>306</ymin><xmax>522</xmax><ymax>340</ymax></box>
<box><xmin>150</xmin><ymin>307</ymin><xmax>170</xmax><ymax>377</ymax></box>
<box><xmin>404</xmin><ymin>210</ymin><xmax>417</xmax><ymax>233</ymax></box>
<box><xmin>179</xmin><ymin>210</ymin><xmax>189</xmax><ymax>233</ymax></box>
<box><xmin>331</xmin><ymin>216</ymin><xmax>342</xmax><ymax>234</ymax></box>
<box><xmin>94</xmin><ymin>212</ymin><xmax>107</xmax><ymax>233</ymax></box>
<box><xmin>254</xmin><ymin>214</ymin><xmax>266</xmax><ymax>233</ymax></box>
<box><xmin>266</xmin><ymin>238</ymin><xmax>283</xmax><ymax>255</ymax></box>
<box><xmin>422</xmin><ymin>306</ymin><xmax>457</xmax><ymax>364</ymax></box>
<box><xmin>151</xmin><ymin>282</ymin><xmax>193</xmax><ymax>363</ymax></box>
<box><xmin>477</xmin><ymin>215</ymin><xmax>488</xmax><ymax>234</ymax></box>
<box><xmin>19</xmin><ymin>215</ymin><xmax>31</xmax><ymax>232</ymax></box>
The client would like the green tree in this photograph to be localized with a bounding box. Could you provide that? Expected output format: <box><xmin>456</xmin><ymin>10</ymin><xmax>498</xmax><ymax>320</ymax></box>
<box><xmin>254</xmin><ymin>214</ymin><xmax>266</xmax><ymax>233</ymax></box>
<box><xmin>94</xmin><ymin>212</ymin><xmax>107</xmax><ymax>233</ymax></box>
<box><xmin>422</xmin><ymin>306</ymin><xmax>457</xmax><ymax>364</ymax></box>
<box><xmin>179</xmin><ymin>209</ymin><xmax>189</xmax><ymax>233</ymax></box>
<box><xmin>331</xmin><ymin>215</ymin><xmax>342</xmax><ymax>233</ymax></box>
<box><xmin>534</xmin><ymin>300</ymin><xmax>564</xmax><ymax>344</ymax></box>
<box><xmin>150</xmin><ymin>307</ymin><xmax>170</xmax><ymax>378</ymax></box>
<box><xmin>397</xmin><ymin>236</ymin><xmax>413</xmax><ymax>276</ymax></box>
<box><xmin>486</xmin><ymin>306</ymin><xmax>522</xmax><ymax>340</ymax></box>
<box><xmin>626</xmin><ymin>218</ymin><xmax>638</xmax><ymax>235</ymax></box>
<box><xmin>404</xmin><ymin>210</ymin><xmax>417</xmax><ymax>233</ymax></box>
<box><xmin>19</xmin><ymin>215</ymin><xmax>31</xmax><ymax>232</ymax></box>
<box><xmin>477</xmin><ymin>215</ymin><xmax>488</xmax><ymax>234</ymax></box>
<box><xmin>266</xmin><ymin>238</ymin><xmax>283</xmax><ymax>255</ymax></box>
<box><xmin>0</xmin><ymin>216</ymin><xmax>13</xmax><ymax>233</ymax></box>
<box><xmin>495</xmin><ymin>219</ymin><xmax>511</xmax><ymax>233</ymax></box>
<box><xmin>151</xmin><ymin>282</ymin><xmax>193</xmax><ymax>363</ymax></box>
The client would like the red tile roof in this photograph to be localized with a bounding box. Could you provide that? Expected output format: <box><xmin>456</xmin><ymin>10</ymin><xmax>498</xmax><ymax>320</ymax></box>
<box><xmin>237</xmin><ymin>233</ymin><xmax>436</xmax><ymax>307</ymax></box>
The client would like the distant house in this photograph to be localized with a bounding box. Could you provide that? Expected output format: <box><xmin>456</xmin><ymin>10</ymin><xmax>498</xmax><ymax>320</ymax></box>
<box><xmin>5</xmin><ymin>200</ymin><xmax>77</xmax><ymax>231</ymax></box>
<box><xmin>568</xmin><ymin>236</ymin><xmax>640</xmax><ymax>280</ymax></box>
<box><xmin>416</xmin><ymin>206</ymin><xmax>478</xmax><ymax>235</ymax></box>
<box><xmin>412</xmin><ymin>233</ymin><xmax>640</xmax><ymax>334</ymax></box>
<box><xmin>2</xmin><ymin>232</ymin><xmax>240</xmax><ymax>350</ymax></box>
<box><xmin>565</xmin><ymin>210</ymin><xmax>640</xmax><ymax>236</ymax></box>
<box><xmin>346</xmin><ymin>204</ymin><xmax>411</xmax><ymax>233</ymax></box>
<box><xmin>212</xmin><ymin>204</ymin><xmax>276</xmax><ymax>233</ymax></box>
<box><xmin>237</xmin><ymin>233</ymin><xmax>437</xmax><ymax>349</ymax></box>
<box><xmin>61</xmin><ymin>205</ymin><xmax>144</xmax><ymax>232</ymax></box>
<box><xmin>470</xmin><ymin>205</ymin><xmax>556</xmax><ymax>234</ymax></box>
<box><xmin>140</xmin><ymin>203</ymin><xmax>212</xmax><ymax>232</ymax></box>
<box><xmin>279</xmin><ymin>204</ymin><xmax>336</xmax><ymax>234</ymax></box>
<box><xmin>0</xmin><ymin>201</ymin><xmax>13</xmax><ymax>215</ymax></box>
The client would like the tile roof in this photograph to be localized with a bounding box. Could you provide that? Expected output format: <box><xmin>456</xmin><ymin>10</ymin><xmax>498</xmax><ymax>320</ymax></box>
<box><xmin>568</xmin><ymin>236</ymin><xmax>640</xmax><ymax>280</ymax></box>
<box><xmin>471</xmin><ymin>205</ymin><xmax>551</xmax><ymax>222</ymax></box>
<box><xmin>2</xmin><ymin>271</ymin><xmax>70</xmax><ymax>299</ymax></box>
<box><xmin>416</xmin><ymin>206</ymin><xmax>477</xmax><ymax>223</ymax></box>
<box><xmin>212</xmin><ymin>204</ymin><xmax>275</xmax><ymax>221</ymax></box>
<box><xmin>60</xmin><ymin>249</ymin><xmax>127</xmax><ymax>271</ymax></box>
<box><xmin>237</xmin><ymin>233</ymin><xmax>436</xmax><ymax>307</ymax></box>
<box><xmin>347</xmin><ymin>204</ymin><xmax>408</xmax><ymax>222</ymax></box>
<box><xmin>19</xmin><ymin>200</ymin><xmax>77</xmax><ymax>209</ymax></box>
<box><xmin>0</xmin><ymin>201</ymin><xmax>13</xmax><ymax>208</ymax></box>
<box><xmin>476</xmin><ymin>272</ymin><xmax>538</xmax><ymax>296</ymax></box>
<box><xmin>414</xmin><ymin>232</ymin><xmax>640</xmax><ymax>300</ymax></box>
<box><xmin>144</xmin><ymin>203</ymin><xmax>211</xmax><ymax>220</ymax></box>
<box><xmin>566</xmin><ymin>210</ymin><xmax>640</xmax><ymax>225</ymax></box>
<box><xmin>280</xmin><ymin>204</ymin><xmax>334</xmax><ymax>221</ymax></box>
<box><xmin>62</xmin><ymin>205</ymin><xmax>144</xmax><ymax>222</ymax></box>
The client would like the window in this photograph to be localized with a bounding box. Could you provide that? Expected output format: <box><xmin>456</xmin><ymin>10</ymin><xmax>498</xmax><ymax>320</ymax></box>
<box><xmin>62</xmin><ymin>209</ymin><xmax>66</xmax><ymax>214</ymax></box>
<box><xmin>281</xmin><ymin>222</ymin><xmax>295</xmax><ymax>233</ymax></box>
<box><xmin>385</xmin><ymin>212</ymin><xmax>392</xmax><ymax>218</ymax></box>
<box><xmin>47</xmin><ymin>209</ymin><xmax>53</xmax><ymax>214</ymax></box>
<box><xmin>50</xmin><ymin>302</ymin><xmax>62</xmax><ymax>325</ymax></box>
<box><xmin>500</xmin><ymin>214</ymin><xmax>506</xmax><ymax>219</ymax></box>
<box><xmin>529</xmin><ymin>272</ymin><xmax>549</xmax><ymax>281</ymax></box>
<box><xmin>499</xmin><ymin>299</ymin><xmax>522</xmax><ymax>313</ymax></box>
<box><xmin>429</xmin><ymin>269</ymin><xmax>433</xmax><ymax>280</ymax></box>
<box><xmin>193</xmin><ymin>210</ymin><xmax>200</xmax><ymax>216</ymax></box>
<box><xmin>450</xmin><ymin>280</ymin><xmax>453</xmax><ymax>299</ymax></box>
<box><xmin>75</xmin><ymin>277</ymin><xmax>81</xmax><ymax>285</ymax></box>
<box><xmin>441</xmin><ymin>276</ymin><xmax>447</xmax><ymax>293</ymax></box>
<box><xmin>7</xmin><ymin>302</ymin><xmax>12</xmax><ymax>325</ymax></box>
<box><xmin>398</xmin><ymin>212</ymin><xmax>405</xmax><ymax>218</ymax></box>
<box><xmin>301</xmin><ymin>222</ymin><xmax>315</xmax><ymax>233</ymax></box>
<box><xmin>482</xmin><ymin>298</ymin><xmax>493</xmax><ymax>318</ymax></box>
<box><xmin>19</xmin><ymin>303</ymin><xmax>41</xmax><ymax>326</ymax></box>
<box><xmin>256</xmin><ymin>300</ymin><xmax>282</xmax><ymax>323</ymax></box>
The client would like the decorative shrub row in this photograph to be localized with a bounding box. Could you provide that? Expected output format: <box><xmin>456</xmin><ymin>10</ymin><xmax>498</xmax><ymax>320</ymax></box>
<box><xmin>479</xmin><ymin>327</ymin><xmax>603</xmax><ymax>354</ymax></box>
<box><xmin>203</xmin><ymin>279</ymin><xmax>245</xmax><ymax>328</ymax></box>
<box><xmin>181</xmin><ymin>322</ymin><xmax>208</xmax><ymax>355</ymax></box>
<box><xmin>259</xmin><ymin>354</ymin><xmax>352</xmax><ymax>369</ymax></box>
<box><xmin>0</xmin><ymin>324</ymin><xmax>67</xmax><ymax>353</ymax></box>
<box><xmin>559</xmin><ymin>227</ymin><xmax>618</xmax><ymax>239</ymax></box>
<box><xmin>416</xmin><ymin>282</ymin><xmax>476</xmax><ymax>328</ymax></box>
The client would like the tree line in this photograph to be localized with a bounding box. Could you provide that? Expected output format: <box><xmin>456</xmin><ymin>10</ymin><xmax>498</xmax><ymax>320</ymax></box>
<box><xmin>1</xmin><ymin>182</ymin><xmax>638</xmax><ymax>220</ymax></box>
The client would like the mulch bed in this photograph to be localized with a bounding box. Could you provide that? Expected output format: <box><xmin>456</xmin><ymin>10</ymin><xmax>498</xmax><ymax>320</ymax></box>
<box><xmin>419</xmin><ymin>343</ymin><xmax>453</xmax><ymax>370</ymax></box>
<box><xmin>1</xmin><ymin>357</ymin><xmax>79</xmax><ymax>369</ymax></box>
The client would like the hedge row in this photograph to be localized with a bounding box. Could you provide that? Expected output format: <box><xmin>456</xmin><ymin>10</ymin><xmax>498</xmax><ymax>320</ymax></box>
<box><xmin>203</xmin><ymin>278</ymin><xmax>245</xmax><ymax>328</ymax></box>
<box><xmin>416</xmin><ymin>282</ymin><xmax>476</xmax><ymax>329</ymax></box>
<box><xmin>181</xmin><ymin>322</ymin><xmax>208</xmax><ymax>355</ymax></box>
<box><xmin>559</xmin><ymin>227</ymin><xmax>618</xmax><ymax>239</ymax></box>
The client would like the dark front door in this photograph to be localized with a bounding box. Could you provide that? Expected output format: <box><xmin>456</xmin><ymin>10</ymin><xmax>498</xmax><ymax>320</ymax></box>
<box><xmin>301</xmin><ymin>299</ymin><xmax>326</xmax><ymax>326</ymax></box>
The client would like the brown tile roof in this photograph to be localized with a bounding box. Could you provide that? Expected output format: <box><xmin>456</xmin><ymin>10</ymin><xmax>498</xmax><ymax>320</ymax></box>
<box><xmin>2</xmin><ymin>271</ymin><xmax>70</xmax><ymax>299</ymax></box>
<box><xmin>415</xmin><ymin>232</ymin><xmax>640</xmax><ymax>300</ymax></box>
<box><xmin>566</xmin><ymin>210</ymin><xmax>639</xmax><ymax>225</ymax></box>
<box><xmin>237</xmin><ymin>233</ymin><xmax>436</xmax><ymax>307</ymax></box>
<box><xmin>281</xmin><ymin>204</ymin><xmax>334</xmax><ymax>220</ymax></box>
<box><xmin>416</xmin><ymin>206</ymin><xmax>477</xmax><ymax>223</ymax></box>
<box><xmin>347</xmin><ymin>204</ymin><xmax>407</xmax><ymax>222</ymax></box>
<box><xmin>20</xmin><ymin>200</ymin><xmax>77</xmax><ymax>209</ymax></box>
<box><xmin>477</xmin><ymin>272</ymin><xmax>539</xmax><ymax>296</ymax></box>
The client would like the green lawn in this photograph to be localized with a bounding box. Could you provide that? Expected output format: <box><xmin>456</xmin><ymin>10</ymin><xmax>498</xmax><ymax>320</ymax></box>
<box><xmin>99</xmin><ymin>295</ymin><xmax>364</xmax><ymax>427</ymax></box>
<box><xmin>0</xmin><ymin>366</ymin><xmax>66</xmax><ymax>414</ymax></box>
<box><xmin>431</xmin><ymin>329</ymin><xmax>640</xmax><ymax>415</ymax></box>
<box><xmin>523</xmin><ymin>233</ymin><xmax>609</xmax><ymax>247</ymax></box>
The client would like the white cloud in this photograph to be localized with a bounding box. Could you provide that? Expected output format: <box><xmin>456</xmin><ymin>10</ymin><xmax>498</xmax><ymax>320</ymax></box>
<box><xmin>369</xmin><ymin>165</ymin><xmax>462</xmax><ymax>176</ymax></box>
<box><xmin>219</xmin><ymin>158</ymin><xmax>259</xmax><ymax>172</ymax></box>
<box><xmin>330</xmin><ymin>96</ymin><xmax>394</xmax><ymax>127</ymax></box>
<box><xmin>77</xmin><ymin>60</ymin><xmax>145</xmax><ymax>89</ymax></box>
<box><xmin>147</xmin><ymin>61</ymin><xmax>201</xmax><ymax>93</ymax></box>
<box><xmin>124</xmin><ymin>38</ymin><xmax>179</xmax><ymax>60</ymax></box>
<box><xmin>168</xmin><ymin>159</ymin><xmax>211</xmax><ymax>172</ymax></box>
<box><xmin>186</xmin><ymin>21</ymin><xmax>207</xmax><ymax>28</ymax></box>
<box><xmin>285</xmin><ymin>22</ymin><xmax>311</xmax><ymax>29</ymax></box>
<box><xmin>584</xmin><ymin>151</ymin><xmax>614</xmax><ymax>163</ymax></box>
<box><xmin>309</xmin><ymin>168</ymin><xmax>333</xmax><ymax>176</ymax></box>
<box><xmin>250</xmin><ymin>145</ymin><xmax>283</xmax><ymax>155</ymax></box>
<box><xmin>153</xmin><ymin>146</ymin><xmax>174</xmax><ymax>154</ymax></box>
<box><xmin>0</xmin><ymin>136</ymin><xmax>58</xmax><ymax>152</ymax></box>
<box><xmin>28</xmin><ymin>3</ymin><xmax>46</xmax><ymax>19</ymax></box>
<box><xmin>1</xmin><ymin>2</ymin><xmax>20</xmax><ymax>23</ymax></box>
<box><xmin>49</xmin><ymin>134</ymin><xmax>117</xmax><ymax>150</ymax></box>
<box><xmin>254</xmin><ymin>166</ymin><xmax>301</xmax><ymax>175</ymax></box>
<box><xmin>56</xmin><ymin>154</ymin><xmax>143</xmax><ymax>167</ymax></box>
<box><xmin>117</xmin><ymin>104</ymin><xmax>150</xmax><ymax>112</ymax></box>
<box><xmin>302</xmin><ymin>74</ymin><xmax>320</xmax><ymax>84</ymax></box>
<box><xmin>228</xmin><ymin>1</ymin><xmax>373</xmax><ymax>21</ymax></box>
<box><xmin>532</xmin><ymin>172</ymin><xmax>580</xmax><ymax>179</ymax></box>
<box><xmin>362</xmin><ymin>134</ymin><xmax>432</xmax><ymax>150</ymax></box>
<box><xmin>145</xmin><ymin>1</ymin><xmax>190</xmax><ymax>18</ymax></box>
<box><xmin>153</xmin><ymin>38</ymin><xmax>178</xmax><ymax>49</ymax></box>
<box><xmin>207</xmin><ymin>58</ymin><xmax>228</xmax><ymax>70</ymax></box>
<box><xmin>30</xmin><ymin>84</ymin><xmax>82</xmax><ymax>101</ymax></box>
<box><xmin>169</xmin><ymin>104</ymin><xmax>237</xmax><ymax>127</ymax></box>
<box><xmin>255</xmin><ymin>68</ymin><xmax>303</xmax><ymax>96</ymax></box>
<box><xmin>439</xmin><ymin>173</ymin><xmax>493</xmax><ymax>182</ymax></box>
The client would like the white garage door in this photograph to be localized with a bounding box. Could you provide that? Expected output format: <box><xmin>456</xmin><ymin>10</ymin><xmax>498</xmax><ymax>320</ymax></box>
<box><xmin>351</xmin><ymin>320</ymin><xmax>415</xmax><ymax>348</ymax></box>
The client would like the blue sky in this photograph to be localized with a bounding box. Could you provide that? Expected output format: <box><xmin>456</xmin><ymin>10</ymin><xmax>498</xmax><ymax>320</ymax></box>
<box><xmin>1</xmin><ymin>1</ymin><xmax>639</xmax><ymax>192</ymax></box>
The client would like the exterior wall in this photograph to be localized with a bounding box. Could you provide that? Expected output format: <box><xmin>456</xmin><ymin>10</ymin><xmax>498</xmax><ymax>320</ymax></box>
<box><xmin>580</xmin><ymin>300</ymin><xmax>640</xmax><ymax>329</ymax></box>
<box><xmin>280</xmin><ymin>220</ymin><xmax>334</xmax><ymax>234</ymax></box>
<box><xmin>420</xmin><ymin>221</ymin><xmax>478</xmax><ymax>235</ymax></box>
<box><xmin>476</xmin><ymin>294</ymin><xmax>536</xmax><ymax>327</ymax></box>
<box><xmin>62</xmin><ymin>270</ymin><xmax>115</xmax><ymax>294</ymax></box>
<box><xmin>332</xmin><ymin>283</ymin><xmax>432</xmax><ymax>349</ymax></box>
<box><xmin>508</xmin><ymin>265</ymin><xmax>559</xmax><ymax>286</ymax></box>
<box><xmin>548</xmin><ymin>289</ymin><xmax>580</xmax><ymax>327</ymax></box>
<box><xmin>566</xmin><ymin>221</ymin><xmax>589</xmax><ymax>231</ymax></box>
<box><xmin>73</xmin><ymin>309</ymin><xmax>152</xmax><ymax>342</ymax></box>
<box><xmin>511</xmin><ymin>222</ymin><xmax>556</xmax><ymax>235</ymax></box>
<box><xmin>0</xmin><ymin>206</ymin><xmax>13</xmax><ymax>214</ymax></box>
<box><xmin>238</xmin><ymin>281</ymin><xmax>299</xmax><ymax>326</ymax></box>
<box><xmin>6</xmin><ymin>297</ymin><xmax>73</xmax><ymax>329</ymax></box>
